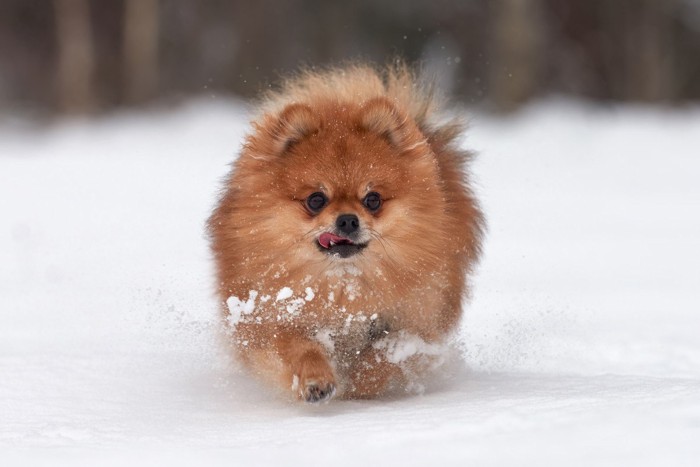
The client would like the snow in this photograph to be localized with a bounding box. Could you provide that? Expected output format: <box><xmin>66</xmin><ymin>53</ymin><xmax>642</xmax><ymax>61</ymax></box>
<box><xmin>372</xmin><ymin>331</ymin><xmax>446</xmax><ymax>365</ymax></box>
<box><xmin>1</xmin><ymin>99</ymin><xmax>699</xmax><ymax>466</ymax></box>
<box><xmin>226</xmin><ymin>290</ymin><xmax>258</xmax><ymax>326</ymax></box>
<box><xmin>315</xmin><ymin>328</ymin><xmax>336</xmax><ymax>353</ymax></box>
<box><xmin>275</xmin><ymin>287</ymin><xmax>294</xmax><ymax>302</ymax></box>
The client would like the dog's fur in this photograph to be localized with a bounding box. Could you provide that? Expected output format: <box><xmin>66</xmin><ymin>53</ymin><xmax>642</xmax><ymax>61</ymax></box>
<box><xmin>208</xmin><ymin>63</ymin><xmax>484</xmax><ymax>402</ymax></box>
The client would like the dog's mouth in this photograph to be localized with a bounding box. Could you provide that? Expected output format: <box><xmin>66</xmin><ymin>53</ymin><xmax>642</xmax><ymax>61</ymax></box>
<box><xmin>317</xmin><ymin>232</ymin><xmax>367</xmax><ymax>258</ymax></box>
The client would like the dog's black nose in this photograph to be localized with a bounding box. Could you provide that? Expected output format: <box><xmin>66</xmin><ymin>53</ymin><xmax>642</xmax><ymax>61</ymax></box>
<box><xmin>336</xmin><ymin>214</ymin><xmax>359</xmax><ymax>235</ymax></box>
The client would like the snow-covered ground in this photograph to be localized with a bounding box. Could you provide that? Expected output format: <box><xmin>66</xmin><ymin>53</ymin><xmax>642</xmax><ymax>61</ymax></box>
<box><xmin>1</xmin><ymin>99</ymin><xmax>699</xmax><ymax>466</ymax></box>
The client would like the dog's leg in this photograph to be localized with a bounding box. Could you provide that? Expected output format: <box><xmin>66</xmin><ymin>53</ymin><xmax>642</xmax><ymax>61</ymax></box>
<box><xmin>281</xmin><ymin>334</ymin><xmax>337</xmax><ymax>403</ymax></box>
<box><xmin>342</xmin><ymin>345</ymin><xmax>404</xmax><ymax>399</ymax></box>
<box><xmin>235</xmin><ymin>323</ymin><xmax>336</xmax><ymax>403</ymax></box>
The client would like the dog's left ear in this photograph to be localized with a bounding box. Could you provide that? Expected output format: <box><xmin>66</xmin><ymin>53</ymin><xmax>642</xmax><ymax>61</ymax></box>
<box><xmin>271</xmin><ymin>103</ymin><xmax>321</xmax><ymax>155</ymax></box>
<box><xmin>357</xmin><ymin>97</ymin><xmax>423</xmax><ymax>151</ymax></box>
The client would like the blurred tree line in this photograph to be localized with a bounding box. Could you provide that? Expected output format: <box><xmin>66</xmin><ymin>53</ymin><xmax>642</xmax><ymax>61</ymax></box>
<box><xmin>1</xmin><ymin>0</ymin><xmax>699</xmax><ymax>116</ymax></box>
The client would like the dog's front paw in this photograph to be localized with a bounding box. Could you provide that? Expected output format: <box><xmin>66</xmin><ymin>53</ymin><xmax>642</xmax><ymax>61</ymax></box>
<box><xmin>293</xmin><ymin>350</ymin><xmax>337</xmax><ymax>404</ymax></box>
<box><xmin>301</xmin><ymin>378</ymin><xmax>336</xmax><ymax>403</ymax></box>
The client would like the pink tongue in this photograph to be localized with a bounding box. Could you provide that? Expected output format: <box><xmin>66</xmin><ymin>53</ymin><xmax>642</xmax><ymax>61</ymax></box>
<box><xmin>318</xmin><ymin>232</ymin><xmax>354</xmax><ymax>249</ymax></box>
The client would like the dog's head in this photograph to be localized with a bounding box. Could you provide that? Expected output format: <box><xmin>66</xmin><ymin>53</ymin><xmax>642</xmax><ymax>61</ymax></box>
<box><xmin>223</xmin><ymin>97</ymin><xmax>452</xmax><ymax>279</ymax></box>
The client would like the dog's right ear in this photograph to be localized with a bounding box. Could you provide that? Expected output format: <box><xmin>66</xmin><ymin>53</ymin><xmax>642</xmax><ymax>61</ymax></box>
<box><xmin>269</xmin><ymin>103</ymin><xmax>321</xmax><ymax>155</ymax></box>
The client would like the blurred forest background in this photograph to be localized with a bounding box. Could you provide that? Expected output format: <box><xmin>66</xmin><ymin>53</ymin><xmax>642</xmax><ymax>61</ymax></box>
<box><xmin>1</xmin><ymin>0</ymin><xmax>700</xmax><ymax>117</ymax></box>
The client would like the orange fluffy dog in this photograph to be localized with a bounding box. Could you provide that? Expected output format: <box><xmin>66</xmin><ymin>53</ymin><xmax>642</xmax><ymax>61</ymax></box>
<box><xmin>208</xmin><ymin>63</ymin><xmax>483</xmax><ymax>403</ymax></box>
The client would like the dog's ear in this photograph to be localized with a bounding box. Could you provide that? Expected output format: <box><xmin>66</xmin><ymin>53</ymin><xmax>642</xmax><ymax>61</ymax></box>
<box><xmin>358</xmin><ymin>97</ymin><xmax>419</xmax><ymax>150</ymax></box>
<box><xmin>271</xmin><ymin>103</ymin><xmax>321</xmax><ymax>154</ymax></box>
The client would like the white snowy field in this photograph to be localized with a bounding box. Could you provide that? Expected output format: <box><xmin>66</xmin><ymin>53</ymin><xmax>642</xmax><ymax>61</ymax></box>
<box><xmin>1</xmin><ymin>99</ymin><xmax>699</xmax><ymax>466</ymax></box>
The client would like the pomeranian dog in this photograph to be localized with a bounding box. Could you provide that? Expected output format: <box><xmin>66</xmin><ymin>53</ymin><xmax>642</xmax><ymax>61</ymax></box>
<box><xmin>208</xmin><ymin>63</ymin><xmax>483</xmax><ymax>403</ymax></box>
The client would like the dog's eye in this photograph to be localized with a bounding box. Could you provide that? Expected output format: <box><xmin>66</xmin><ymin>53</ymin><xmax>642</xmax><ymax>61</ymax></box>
<box><xmin>306</xmin><ymin>192</ymin><xmax>328</xmax><ymax>213</ymax></box>
<box><xmin>363</xmin><ymin>192</ymin><xmax>382</xmax><ymax>212</ymax></box>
